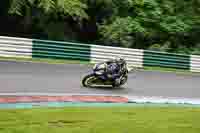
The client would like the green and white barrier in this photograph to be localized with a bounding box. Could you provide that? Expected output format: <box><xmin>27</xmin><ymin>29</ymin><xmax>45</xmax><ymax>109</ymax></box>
<box><xmin>143</xmin><ymin>50</ymin><xmax>190</xmax><ymax>70</ymax></box>
<box><xmin>0</xmin><ymin>36</ymin><xmax>32</xmax><ymax>58</ymax></box>
<box><xmin>90</xmin><ymin>45</ymin><xmax>143</xmax><ymax>68</ymax></box>
<box><xmin>0</xmin><ymin>36</ymin><xmax>200</xmax><ymax>72</ymax></box>
<box><xmin>32</xmin><ymin>39</ymin><xmax>91</xmax><ymax>62</ymax></box>
<box><xmin>191</xmin><ymin>55</ymin><xmax>200</xmax><ymax>72</ymax></box>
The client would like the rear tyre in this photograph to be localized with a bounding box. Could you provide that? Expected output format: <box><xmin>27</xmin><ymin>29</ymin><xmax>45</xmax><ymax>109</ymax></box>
<box><xmin>82</xmin><ymin>74</ymin><xmax>96</xmax><ymax>87</ymax></box>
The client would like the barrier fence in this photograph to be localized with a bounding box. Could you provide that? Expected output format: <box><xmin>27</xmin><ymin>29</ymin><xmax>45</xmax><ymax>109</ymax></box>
<box><xmin>0</xmin><ymin>36</ymin><xmax>199</xmax><ymax>72</ymax></box>
<box><xmin>32</xmin><ymin>39</ymin><xmax>91</xmax><ymax>62</ymax></box>
<box><xmin>143</xmin><ymin>50</ymin><xmax>190</xmax><ymax>70</ymax></box>
<box><xmin>0</xmin><ymin>36</ymin><xmax>32</xmax><ymax>58</ymax></box>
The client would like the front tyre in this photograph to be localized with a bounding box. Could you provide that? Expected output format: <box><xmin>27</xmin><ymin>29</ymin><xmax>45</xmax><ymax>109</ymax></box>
<box><xmin>120</xmin><ymin>75</ymin><xmax>128</xmax><ymax>85</ymax></box>
<box><xmin>112</xmin><ymin>75</ymin><xmax>128</xmax><ymax>88</ymax></box>
<box><xmin>82</xmin><ymin>74</ymin><xmax>97</xmax><ymax>87</ymax></box>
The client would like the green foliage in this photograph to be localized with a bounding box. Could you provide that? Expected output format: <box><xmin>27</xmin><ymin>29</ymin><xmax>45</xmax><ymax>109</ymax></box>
<box><xmin>8</xmin><ymin>0</ymin><xmax>88</xmax><ymax>40</ymax></box>
<box><xmin>148</xmin><ymin>44</ymin><xmax>161</xmax><ymax>51</ymax></box>
<box><xmin>9</xmin><ymin>0</ymin><xmax>88</xmax><ymax>19</ymax></box>
<box><xmin>100</xmin><ymin>16</ymin><xmax>146</xmax><ymax>47</ymax></box>
<box><xmin>98</xmin><ymin>0</ymin><xmax>200</xmax><ymax>53</ymax></box>
<box><xmin>0</xmin><ymin>0</ymin><xmax>200</xmax><ymax>54</ymax></box>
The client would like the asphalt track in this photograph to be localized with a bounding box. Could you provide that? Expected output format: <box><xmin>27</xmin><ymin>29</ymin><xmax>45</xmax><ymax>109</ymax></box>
<box><xmin>0</xmin><ymin>61</ymin><xmax>200</xmax><ymax>99</ymax></box>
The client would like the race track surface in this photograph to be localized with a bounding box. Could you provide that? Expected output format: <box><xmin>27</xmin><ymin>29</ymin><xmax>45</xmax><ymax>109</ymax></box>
<box><xmin>0</xmin><ymin>61</ymin><xmax>200</xmax><ymax>99</ymax></box>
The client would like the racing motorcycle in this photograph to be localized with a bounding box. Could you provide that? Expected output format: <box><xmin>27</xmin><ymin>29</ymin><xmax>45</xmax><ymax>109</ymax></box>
<box><xmin>82</xmin><ymin>61</ymin><xmax>130</xmax><ymax>88</ymax></box>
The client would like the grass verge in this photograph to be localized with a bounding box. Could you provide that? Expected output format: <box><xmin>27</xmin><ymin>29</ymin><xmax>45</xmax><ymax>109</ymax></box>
<box><xmin>0</xmin><ymin>56</ymin><xmax>198</xmax><ymax>75</ymax></box>
<box><xmin>142</xmin><ymin>66</ymin><xmax>198</xmax><ymax>75</ymax></box>
<box><xmin>0</xmin><ymin>56</ymin><xmax>90</xmax><ymax>65</ymax></box>
<box><xmin>0</xmin><ymin>106</ymin><xmax>199</xmax><ymax>133</ymax></box>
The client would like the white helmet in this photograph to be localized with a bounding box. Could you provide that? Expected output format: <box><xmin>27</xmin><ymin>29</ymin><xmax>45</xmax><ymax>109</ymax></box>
<box><xmin>114</xmin><ymin>56</ymin><xmax>125</xmax><ymax>63</ymax></box>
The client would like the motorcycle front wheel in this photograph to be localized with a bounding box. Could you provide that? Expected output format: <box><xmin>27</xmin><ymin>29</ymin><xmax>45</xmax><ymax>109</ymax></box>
<box><xmin>120</xmin><ymin>75</ymin><xmax>128</xmax><ymax>85</ymax></box>
<box><xmin>112</xmin><ymin>75</ymin><xmax>128</xmax><ymax>88</ymax></box>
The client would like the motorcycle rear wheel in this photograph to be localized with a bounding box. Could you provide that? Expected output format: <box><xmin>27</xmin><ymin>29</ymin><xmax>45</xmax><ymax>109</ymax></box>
<box><xmin>82</xmin><ymin>74</ymin><xmax>97</xmax><ymax>87</ymax></box>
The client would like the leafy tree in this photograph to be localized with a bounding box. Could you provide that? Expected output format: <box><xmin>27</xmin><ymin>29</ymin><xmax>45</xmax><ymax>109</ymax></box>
<box><xmin>98</xmin><ymin>0</ymin><xmax>200</xmax><ymax>52</ymax></box>
<box><xmin>8</xmin><ymin>0</ymin><xmax>88</xmax><ymax>40</ymax></box>
<box><xmin>0</xmin><ymin>0</ymin><xmax>199</xmax><ymax>54</ymax></box>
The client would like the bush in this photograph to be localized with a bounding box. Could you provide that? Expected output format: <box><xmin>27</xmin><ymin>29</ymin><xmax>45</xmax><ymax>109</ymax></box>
<box><xmin>148</xmin><ymin>44</ymin><xmax>162</xmax><ymax>51</ymax></box>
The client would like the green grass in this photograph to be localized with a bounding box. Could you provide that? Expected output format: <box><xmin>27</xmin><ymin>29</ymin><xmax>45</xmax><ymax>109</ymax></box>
<box><xmin>0</xmin><ymin>56</ymin><xmax>90</xmax><ymax>65</ymax></box>
<box><xmin>143</xmin><ymin>66</ymin><xmax>187</xmax><ymax>72</ymax></box>
<box><xmin>141</xmin><ymin>66</ymin><xmax>199</xmax><ymax>75</ymax></box>
<box><xmin>1</xmin><ymin>56</ymin><xmax>199</xmax><ymax>74</ymax></box>
<box><xmin>0</xmin><ymin>106</ymin><xmax>200</xmax><ymax>133</ymax></box>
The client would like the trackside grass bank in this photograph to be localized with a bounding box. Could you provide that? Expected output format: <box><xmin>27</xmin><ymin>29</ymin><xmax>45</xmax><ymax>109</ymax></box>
<box><xmin>0</xmin><ymin>56</ymin><xmax>198</xmax><ymax>75</ymax></box>
<box><xmin>0</xmin><ymin>107</ymin><xmax>200</xmax><ymax>133</ymax></box>
<box><xmin>0</xmin><ymin>57</ymin><xmax>90</xmax><ymax>65</ymax></box>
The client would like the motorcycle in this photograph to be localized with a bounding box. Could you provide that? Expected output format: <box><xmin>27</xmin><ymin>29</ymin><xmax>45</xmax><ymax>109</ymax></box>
<box><xmin>82</xmin><ymin>61</ymin><xmax>130</xmax><ymax>88</ymax></box>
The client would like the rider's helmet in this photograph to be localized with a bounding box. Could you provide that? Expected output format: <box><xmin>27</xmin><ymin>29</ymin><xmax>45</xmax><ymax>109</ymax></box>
<box><xmin>114</xmin><ymin>56</ymin><xmax>126</xmax><ymax>65</ymax></box>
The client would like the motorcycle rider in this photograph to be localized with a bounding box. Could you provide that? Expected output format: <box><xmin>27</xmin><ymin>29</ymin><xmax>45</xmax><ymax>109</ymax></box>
<box><xmin>104</xmin><ymin>56</ymin><xmax>126</xmax><ymax>86</ymax></box>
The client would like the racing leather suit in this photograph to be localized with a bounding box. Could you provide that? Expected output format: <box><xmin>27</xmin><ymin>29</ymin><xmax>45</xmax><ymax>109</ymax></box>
<box><xmin>104</xmin><ymin>60</ymin><xmax>123</xmax><ymax>85</ymax></box>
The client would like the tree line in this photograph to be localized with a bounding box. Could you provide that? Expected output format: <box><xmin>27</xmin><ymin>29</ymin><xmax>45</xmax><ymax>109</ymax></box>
<box><xmin>1</xmin><ymin>0</ymin><xmax>200</xmax><ymax>54</ymax></box>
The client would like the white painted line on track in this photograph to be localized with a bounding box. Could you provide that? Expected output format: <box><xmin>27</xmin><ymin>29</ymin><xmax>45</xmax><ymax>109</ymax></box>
<box><xmin>126</xmin><ymin>95</ymin><xmax>200</xmax><ymax>105</ymax></box>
